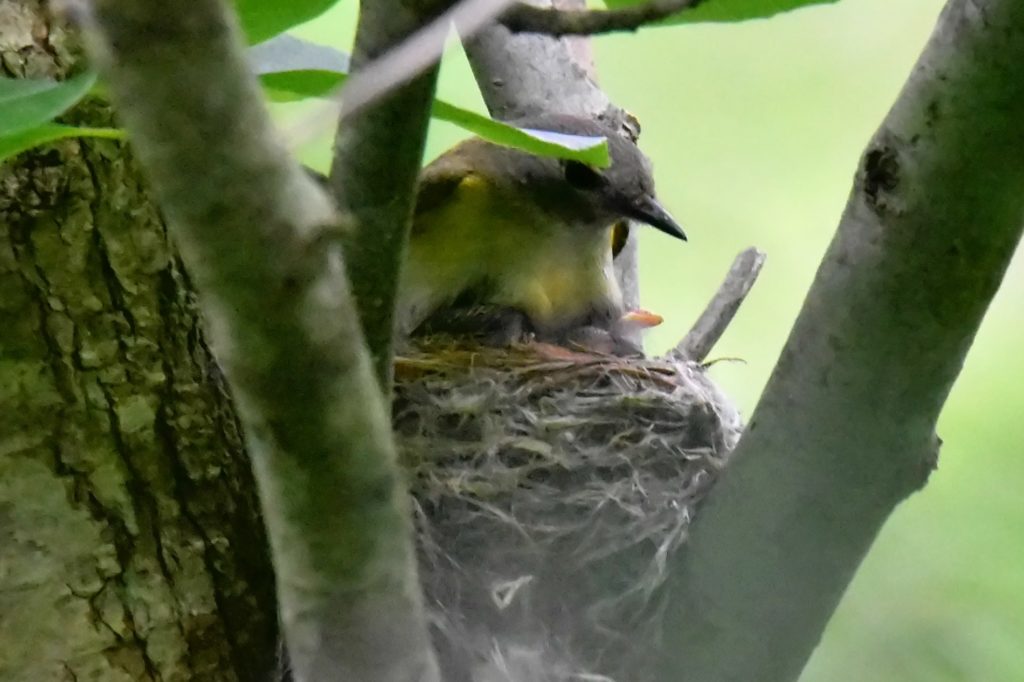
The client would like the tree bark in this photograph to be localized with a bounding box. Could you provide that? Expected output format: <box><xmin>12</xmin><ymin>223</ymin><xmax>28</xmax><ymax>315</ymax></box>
<box><xmin>661</xmin><ymin>1</ymin><xmax>1024</xmax><ymax>680</ymax></box>
<box><xmin>81</xmin><ymin>0</ymin><xmax>440</xmax><ymax>679</ymax></box>
<box><xmin>0</xmin><ymin>4</ymin><xmax>276</xmax><ymax>680</ymax></box>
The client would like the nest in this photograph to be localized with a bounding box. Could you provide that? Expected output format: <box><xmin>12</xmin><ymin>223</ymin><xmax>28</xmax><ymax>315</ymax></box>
<box><xmin>393</xmin><ymin>339</ymin><xmax>742</xmax><ymax>682</ymax></box>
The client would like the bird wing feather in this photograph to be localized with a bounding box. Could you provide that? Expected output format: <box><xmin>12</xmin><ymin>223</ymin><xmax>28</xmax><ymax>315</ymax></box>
<box><xmin>413</xmin><ymin>167</ymin><xmax>471</xmax><ymax>222</ymax></box>
<box><xmin>413</xmin><ymin>140</ymin><xmax>491</xmax><ymax>227</ymax></box>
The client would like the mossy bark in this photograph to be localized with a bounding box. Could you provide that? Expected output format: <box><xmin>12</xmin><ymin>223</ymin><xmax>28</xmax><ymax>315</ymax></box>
<box><xmin>0</xmin><ymin>4</ymin><xmax>276</xmax><ymax>680</ymax></box>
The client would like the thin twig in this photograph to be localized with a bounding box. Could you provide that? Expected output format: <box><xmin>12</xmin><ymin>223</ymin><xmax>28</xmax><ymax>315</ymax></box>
<box><xmin>670</xmin><ymin>247</ymin><xmax>766</xmax><ymax>363</ymax></box>
<box><xmin>501</xmin><ymin>0</ymin><xmax>704</xmax><ymax>36</ymax></box>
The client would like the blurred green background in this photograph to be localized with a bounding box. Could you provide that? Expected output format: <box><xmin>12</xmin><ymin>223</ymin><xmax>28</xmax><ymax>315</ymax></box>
<box><xmin>287</xmin><ymin>1</ymin><xmax>1024</xmax><ymax>678</ymax></box>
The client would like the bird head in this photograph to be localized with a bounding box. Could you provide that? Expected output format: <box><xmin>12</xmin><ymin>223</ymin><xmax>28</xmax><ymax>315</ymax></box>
<box><xmin>510</xmin><ymin>114</ymin><xmax>687</xmax><ymax>243</ymax></box>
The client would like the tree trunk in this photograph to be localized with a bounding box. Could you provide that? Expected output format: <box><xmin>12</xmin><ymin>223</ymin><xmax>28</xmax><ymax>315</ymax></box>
<box><xmin>0</xmin><ymin>4</ymin><xmax>276</xmax><ymax>680</ymax></box>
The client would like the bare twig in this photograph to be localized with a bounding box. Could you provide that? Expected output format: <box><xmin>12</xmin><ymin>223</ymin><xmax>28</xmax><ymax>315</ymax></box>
<box><xmin>670</xmin><ymin>247</ymin><xmax>766</xmax><ymax>363</ymax></box>
<box><xmin>501</xmin><ymin>0</ymin><xmax>703</xmax><ymax>36</ymax></box>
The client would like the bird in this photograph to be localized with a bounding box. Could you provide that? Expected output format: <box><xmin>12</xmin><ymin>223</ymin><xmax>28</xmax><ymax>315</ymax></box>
<box><xmin>396</xmin><ymin>113</ymin><xmax>686</xmax><ymax>355</ymax></box>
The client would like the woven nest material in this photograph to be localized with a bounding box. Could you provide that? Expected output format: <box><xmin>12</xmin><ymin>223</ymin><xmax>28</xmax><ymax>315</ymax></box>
<box><xmin>393</xmin><ymin>339</ymin><xmax>742</xmax><ymax>682</ymax></box>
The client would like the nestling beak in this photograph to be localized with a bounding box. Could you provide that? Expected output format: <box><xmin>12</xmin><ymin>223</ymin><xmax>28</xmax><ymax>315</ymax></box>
<box><xmin>620</xmin><ymin>309</ymin><xmax>664</xmax><ymax>329</ymax></box>
<box><xmin>628</xmin><ymin>196</ymin><xmax>687</xmax><ymax>242</ymax></box>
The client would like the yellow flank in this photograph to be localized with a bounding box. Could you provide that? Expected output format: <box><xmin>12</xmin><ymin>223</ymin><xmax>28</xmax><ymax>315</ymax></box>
<box><xmin>508</xmin><ymin>245</ymin><xmax>611</xmax><ymax>327</ymax></box>
<box><xmin>411</xmin><ymin>176</ymin><xmax>494</xmax><ymax>273</ymax></box>
<box><xmin>517</xmin><ymin>280</ymin><xmax>555</xmax><ymax>324</ymax></box>
<box><xmin>610</xmin><ymin>220</ymin><xmax>629</xmax><ymax>257</ymax></box>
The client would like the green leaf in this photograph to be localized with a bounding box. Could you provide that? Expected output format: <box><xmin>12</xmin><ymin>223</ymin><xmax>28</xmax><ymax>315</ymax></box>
<box><xmin>250</xmin><ymin>34</ymin><xmax>349</xmax><ymax>101</ymax></box>
<box><xmin>251</xmin><ymin>36</ymin><xmax>610</xmax><ymax>166</ymax></box>
<box><xmin>234</xmin><ymin>0</ymin><xmax>341</xmax><ymax>45</ymax></box>
<box><xmin>430</xmin><ymin>101</ymin><xmax>610</xmax><ymax>167</ymax></box>
<box><xmin>261</xmin><ymin>70</ymin><xmax>346</xmax><ymax>102</ymax></box>
<box><xmin>602</xmin><ymin>0</ymin><xmax>838</xmax><ymax>24</ymax></box>
<box><xmin>0</xmin><ymin>123</ymin><xmax>125</xmax><ymax>162</ymax></box>
<box><xmin>0</xmin><ymin>72</ymin><xmax>97</xmax><ymax>138</ymax></box>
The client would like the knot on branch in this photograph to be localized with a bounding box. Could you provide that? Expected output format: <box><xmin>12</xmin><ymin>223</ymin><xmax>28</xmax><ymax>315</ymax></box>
<box><xmin>862</xmin><ymin>144</ymin><xmax>901</xmax><ymax>212</ymax></box>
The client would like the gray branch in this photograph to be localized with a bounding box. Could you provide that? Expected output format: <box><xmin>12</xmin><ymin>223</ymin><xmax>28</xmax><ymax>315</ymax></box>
<box><xmin>661</xmin><ymin>1</ymin><xmax>1024</xmax><ymax>679</ymax></box>
<box><xmin>670</xmin><ymin>247</ymin><xmax>766</xmax><ymax>363</ymax></box>
<box><xmin>463</xmin><ymin>0</ymin><xmax>622</xmax><ymax>128</ymax></box>
<box><xmin>81</xmin><ymin>0</ymin><xmax>439</xmax><ymax>680</ymax></box>
<box><xmin>329</xmin><ymin>1</ymin><xmax>441</xmax><ymax>386</ymax></box>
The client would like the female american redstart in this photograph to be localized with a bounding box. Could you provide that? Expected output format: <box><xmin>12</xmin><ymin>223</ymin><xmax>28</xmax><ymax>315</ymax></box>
<box><xmin>397</xmin><ymin>113</ymin><xmax>685</xmax><ymax>353</ymax></box>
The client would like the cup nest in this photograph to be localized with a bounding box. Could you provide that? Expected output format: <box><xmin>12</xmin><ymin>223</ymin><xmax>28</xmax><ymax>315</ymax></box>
<box><xmin>393</xmin><ymin>338</ymin><xmax>742</xmax><ymax>682</ymax></box>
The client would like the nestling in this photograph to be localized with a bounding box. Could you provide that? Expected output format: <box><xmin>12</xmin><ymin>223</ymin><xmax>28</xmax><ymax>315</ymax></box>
<box><xmin>397</xmin><ymin>114</ymin><xmax>687</xmax><ymax>353</ymax></box>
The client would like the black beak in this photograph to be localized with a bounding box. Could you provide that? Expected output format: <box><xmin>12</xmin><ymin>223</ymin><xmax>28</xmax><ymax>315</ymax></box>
<box><xmin>628</xmin><ymin>196</ymin><xmax>687</xmax><ymax>242</ymax></box>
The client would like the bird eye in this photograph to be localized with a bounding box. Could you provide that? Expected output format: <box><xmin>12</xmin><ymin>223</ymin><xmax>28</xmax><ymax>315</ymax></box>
<box><xmin>564</xmin><ymin>161</ymin><xmax>604</xmax><ymax>190</ymax></box>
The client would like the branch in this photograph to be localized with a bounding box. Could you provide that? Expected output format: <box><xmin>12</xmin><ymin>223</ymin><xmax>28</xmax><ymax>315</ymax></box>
<box><xmin>661</xmin><ymin>1</ymin><xmax>1024</xmax><ymax>679</ymax></box>
<box><xmin>501</xmin><ymin>0</ymin><xmax>703</xmax><ymax>36</ymax></box>
<box><xmin>80</xmin><ymin>1</ymin><xmax>439</xmax><ymax>680</ymax></box>
<box><xmin>329</xmin><ymin>1</ymin><xmax>441</xmax><ymax>387</ymax></box>
<box><xmin>463</xmin><ymin>0</ymin><xmax>621</xmax><ymax>128</ymax></box>
<box><xmin>670</xmin><ymin>247</ymin><xmax>766</xmax><ymax>363</ymax></box>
